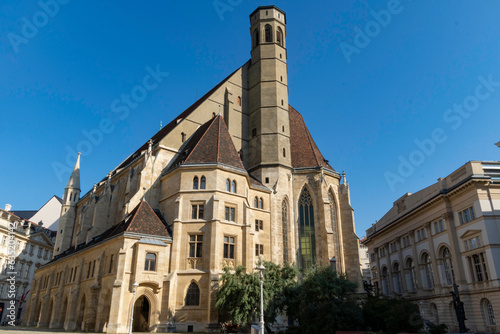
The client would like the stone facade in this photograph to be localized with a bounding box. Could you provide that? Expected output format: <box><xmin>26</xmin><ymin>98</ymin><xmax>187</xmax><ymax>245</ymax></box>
<box><xmin>23</xmin><ymin>6</ymin><xmax>361</xmax><ymax>333</ymax></box>
<box><xmin>364</xmin><ymin>161</ymin><xmax>500</xmax><ymax>333</ymax></box>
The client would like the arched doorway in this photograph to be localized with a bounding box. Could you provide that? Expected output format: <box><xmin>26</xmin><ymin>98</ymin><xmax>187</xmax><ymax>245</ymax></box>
<box><xmin>76</xmin><ymin>295</ymin><xmax>86</xmax><ymax>331</ymax></box>
<box><xmin>60</xmin><ymin>297</ymin><xmax>68</xmax><ymax>329</ymax></box>
<box><xmin>132</xmin><ymin>295</ymin><xmax>150</xmax><ymax>332</ymax></box>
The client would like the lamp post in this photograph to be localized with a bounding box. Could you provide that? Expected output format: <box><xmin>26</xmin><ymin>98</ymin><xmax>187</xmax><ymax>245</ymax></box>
<box><xmin>256</xmin><ymin>264</ymin><xmax>266</xmax><ymax>334</ymax></box>
<box><xmin>129</xmin><ymin>281</ymin><xmax>139</xmax><ymax>334</ymax></box>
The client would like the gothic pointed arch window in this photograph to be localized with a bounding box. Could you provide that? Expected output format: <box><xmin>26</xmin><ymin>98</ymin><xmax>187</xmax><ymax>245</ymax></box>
<box><xmin>328</xmin><ymin>191</ymin><xmax>340</xmax><ymax>265</ymax></box>
<box><xmin>193</xmin><ymin>176</ymin><xmax>199</xmax><ymax>190</ymax></box>
<box><xmin>185</xmin><ymin>282</ymin><xmax>200</xmax><ymax>306</ymax></box>
<box><xmin>298</xmin><ymin>187</ymin><xmax>316</xmax><ymax>269</ymax></box>
<box><xmin>282</xmin><ymin>200</ymin><xmax>289</xmax><ymax>263</ymax></box>
<box><xmin>231</xmin><ymin>180</ymin><xmax>237</xmax><ymax>193</ymax></box>
<box><xmin>277</xmin><ymin>27</ymin><xmax>283</xmax><ymax>46</ymax></box>
<box><xmin>200</xmin><ymin>176</ymin><xmax>206</xmax><ymax>189</ymax></box>
<box><xmin>226</xmin><ymin>179</ymin><xmax>230</xmax><ymax>192</ymax></box>
<box><xmin>259</xmin><ymin>198</ymin><xmax>264</xmax><ymax>209</ymax></box>
<box><xmin>253</xmin><ymin>28</ymin><xmax>260</xmax><ymax>48</ymax></box>
<box><xmin>254</xmin><ymin>197</ymin><xmax>258</xmax><ymax>208</ymax></box>
<box><xmin>265</xmin><ymin>24</ymin><xmax>272</xmax><ymax>42</ymax></box>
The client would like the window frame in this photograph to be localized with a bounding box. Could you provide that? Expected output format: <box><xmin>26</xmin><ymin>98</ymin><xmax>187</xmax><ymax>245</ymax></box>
<box><xmin>144</xmin><ymin>252</ymin><xmax>157</xmax><ymax>272</ymax></box>
<box><xmin>189</xmin><ymin>234</ymin><xmax>203</xmax><ymax>258</ymax></box>
<box><xmin>223</xmin><ymin>236</ymin><xmax>235</xmax><ymax>259</ymax></box>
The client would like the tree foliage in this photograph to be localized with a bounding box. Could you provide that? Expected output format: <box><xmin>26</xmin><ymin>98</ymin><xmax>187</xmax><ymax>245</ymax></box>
<box><xmin>285</xmin><ymin>265</ymin><xmax>362</xmax><ymax>334</ymax></box>
<box><xmin>362</xmin><ymin>288</ymin><xmax>422</xmax><ymax>334</ymax></box>
<box><xmin>215</xmin><ymin>261</ymin><xmax>298</xmax><ymax>327</ymax></box>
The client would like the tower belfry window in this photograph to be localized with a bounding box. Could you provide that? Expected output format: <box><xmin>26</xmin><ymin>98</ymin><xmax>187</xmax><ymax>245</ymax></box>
<box><xmin>253</xmin><ymin>29</ymin><xmax>260</xmax><ymax>48</ymax></box>
<box><xmin>265</xmin><ymin>24</ymin><xmax>272</xmax><ymax>42</ymax></box>
<box><xmin>277</xmin><ymin>27</ymin><xmax>283</xmax><ymax>46</ymax></box>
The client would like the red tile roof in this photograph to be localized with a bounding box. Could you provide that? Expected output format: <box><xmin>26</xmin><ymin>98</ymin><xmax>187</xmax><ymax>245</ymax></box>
<box><xmin>170</xmin><ymin>115</ymin><xmax>245</xmax><ymax>170</ymax></box>
<box><xmin>289</xmin><ymin>105</ymin><xmax>335</xmax><ymax>171</ymax></box>
<box><xmin>125</xmin><ymin>200</ymin><xmax>171</xmax><ymax>237</ymax></box>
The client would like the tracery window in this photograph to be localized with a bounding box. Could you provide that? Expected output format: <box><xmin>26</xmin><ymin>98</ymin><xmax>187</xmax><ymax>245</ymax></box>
<box><xmin>298</xmin><ymin>188</ymin><xmax>316</xmax><ymax>269</ymax></box>
<box><xmin>282</xmin><ymin>201</ymin><xmax>289</xmax><ymax>263</ymax></box>
<box><xmin>185</xmin><ymin>282</ymin><xmax>200</xmax><ymax>306</ymax></box>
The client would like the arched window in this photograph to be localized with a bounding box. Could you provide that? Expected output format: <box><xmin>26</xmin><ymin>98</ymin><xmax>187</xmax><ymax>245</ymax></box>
<box><xmin>393</xmin><ymin>262</ymin><xmax>402</xmax><ymax>294</ymax></box>
<box><xmin>253</xmin><ymin>28</ymin><xmax>260</xmax><ymax>48</ymax></box>
<box><xmin>423</xmin><ymin>252</ymin><xmax>434</xmax><ymax>289</ymax></box>
<box><xmin>144</xmin><ymin>253</ymin><xmax>156</xmax><ymax>271</ymax></box>
<box><xmin>193</xmin><ymin>176</ymin><xmax>199</xmax><ymax>190</ymax></box>
<box><xmin>406</xmin><ymin>258</ymin><xmax>417</xmax><ymax>292</ymax></box>
<box><xmin>282</xmin><ymin>201</ymin><xmax>289</xmax><ymax>263</ymax></box>
<box><xmin>200</xmin><ymin>176</ymin><xmax>206</xmax><ymax>189</ymax></box>
<box><xmin>441</xmin><ymin>247</ymin><xmax>455</xmax><ymax>286</ymax></box>
<box><xmin>254</xmin><ymin>197</ymin><xmax>258</xmax><ymax>208</ymax></box>
<box><xmin>298</xmin><ymin>188</ymin><xmax>316</xmax><ymax>269</ymax></box>
<box><xmin>381</xmin><ymin>266</ymin><xmax>389</xmax><ymax>295</ymax></box>
<box><xmin>226</xmin><ymin>179</ymin><xmax>230</xmax><ymax>192</ymax></box>
<box><xmin>185</xmin><ymin>282</ymin><xmax>200</xmax><ymax>306</ymax></box>
<box><xmin>430</xmin><ymin>303</ymin><xmax>439</xmax><ymax>324</ymax></box>
<box><xmin>328</xmin><ymin>191</ymin><xmax>340</xmax><ymax>266</ymax></box>
<box><xmin>231</xmin><ymin>180</ymin><xmax>236</xmax><ymax>193</ymax></box>
<box><xmin>277</xmin><ymin>27</ymin><xmax>283</xmax><ymax>46</ymax></box>
<box><xmin>265</xmin><ymin>24</ymin><xmax>272</xmax><ymax>42</ymax></box>
<box><xmin>259</xmin><ymin>198</ymin><xmax>263</xmax><ymax>209</ymax></box>
<box><xmin>483</xmin><ymin>298</ymin><xmax>496</xmax><ymax>326</ymax></box>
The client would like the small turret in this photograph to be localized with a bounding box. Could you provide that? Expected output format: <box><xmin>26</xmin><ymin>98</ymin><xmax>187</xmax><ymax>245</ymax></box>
<box><xmin>53</xmin><ymin>153</ymin><xmax>81</xmax><ymax>256</ymax></box>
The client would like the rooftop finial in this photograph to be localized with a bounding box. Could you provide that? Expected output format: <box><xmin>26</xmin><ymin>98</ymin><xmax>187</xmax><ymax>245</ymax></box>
<box><xmin>342</xmin><ymin>171</ymin><xmax>347</xmax><ymax>185</ymax></box>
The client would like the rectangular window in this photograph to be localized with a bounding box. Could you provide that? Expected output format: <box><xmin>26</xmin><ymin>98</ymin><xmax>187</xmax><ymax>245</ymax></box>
<box><xmin>255</xmin><ymin>244</ymin><xmax>264</xmax><ymax>256</ymax></box>
<box><xmin>189</xmin><ymin>235</ymin><xmax>203</xmax><ymax>258</ymax></box>
<box><xmin>255</xmin><ymin>220</ymin><xmax>263</xmax><ymax>231</ymax></box>
<box><xmin>223</xmin><ymin>236</ymin><xmax>235</xmax><ymax>259</ymax></box>
<box><xmin>225</xmin><ymin>206</ymin><xmax>235</xmax><ymax>222</ymax></box>
<box><xmin>145</xmin><ymin>253</ymin><xmax>156</xmax><ymax>271</ymax></box>
<box><xmin>191</xmin><ymin>204</ymin><xmax>204</xmax><ymax>220</ymax></box>
<box><xmin>459</xmin><ymin>206</ymin><xmax>476</xmax><ymax>225</ymax></box>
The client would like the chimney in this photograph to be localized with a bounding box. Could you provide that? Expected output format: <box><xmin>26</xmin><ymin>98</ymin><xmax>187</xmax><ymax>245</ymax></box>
<box><xmin>4</xmin><ymin>204</ymin><xmax>11</xmax><ymax>211</ymax></box>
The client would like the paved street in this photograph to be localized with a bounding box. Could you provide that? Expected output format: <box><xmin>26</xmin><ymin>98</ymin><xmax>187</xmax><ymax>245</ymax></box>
<box><xmin>0</xmin><ymin>327</ymin><xmax>206</xmax><ymax>334</ymax></box>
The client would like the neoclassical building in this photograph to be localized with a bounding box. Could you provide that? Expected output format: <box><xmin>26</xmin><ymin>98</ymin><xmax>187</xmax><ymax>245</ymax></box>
<box><xmin>364</xmin><ymin>161</ymin><xmax>500</xmax><ymax>333</ymax></box>
<box><xmin>23</xmin><ymin>6</ymin><xmax>361</xmax><ymax>333</ymax></box>
<box><xmin>0</xmin><ymin>207</ymin><xmax>55</xmax><ymax>324</ymax></box>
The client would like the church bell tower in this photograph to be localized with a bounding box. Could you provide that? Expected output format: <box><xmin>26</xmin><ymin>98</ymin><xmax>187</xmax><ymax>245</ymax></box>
<box><xmin>248</xmin><ymin>6</ymin><xmax>291</xmax><ymax>185</ymax></box>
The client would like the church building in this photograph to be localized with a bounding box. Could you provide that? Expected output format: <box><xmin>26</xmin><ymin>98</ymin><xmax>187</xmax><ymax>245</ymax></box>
<box><xmin>23</xmin><ymin>6</ymin><xmax>361</xmax><ymax>333</ymax></box>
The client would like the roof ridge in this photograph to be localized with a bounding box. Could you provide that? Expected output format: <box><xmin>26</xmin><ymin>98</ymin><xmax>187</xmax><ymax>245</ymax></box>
<box><xmin>184</xmin><ymin>116</ymin><xmax>219</xmax><ymax>163</ymax></box>
<box><xmin>219</xmin><ymin>117</ymin><xmax>244</xmax><ymax>168</ymax></box>
<box><xmin>216</xmin><ymin>116</ymin><xmax>221</xmax><ymax>162</ymax></box>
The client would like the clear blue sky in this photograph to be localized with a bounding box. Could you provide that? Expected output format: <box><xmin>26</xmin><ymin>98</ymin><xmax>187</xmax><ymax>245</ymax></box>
<box><xmin>1</xmin><ymin>1</ymin><xmax>499</xmax><ymax>237</ymax></box>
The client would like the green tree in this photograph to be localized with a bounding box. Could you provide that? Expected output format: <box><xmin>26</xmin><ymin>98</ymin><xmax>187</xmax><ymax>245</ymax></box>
<box><xmin>285</xmin><ymin>265</ymin><xmax>362</xmax><ymax>334</ymax></box>
<box><xmin>215</xmin><ymin>261</ymin><xmax>298</xmax><ymax>327</ymax></box>
<box><xmin>362</xmin><ymin>293</ymin><xmax>422</xmax><ymax>334</ymax></box>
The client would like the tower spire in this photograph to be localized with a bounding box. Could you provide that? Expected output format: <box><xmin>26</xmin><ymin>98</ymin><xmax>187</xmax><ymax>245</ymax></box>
<box><xmin>54</xmin><ymin>153</ymin><xmax>82</xmax><ymax>256</ymax></box>
<box><xmin>66</xmin><ymin>152</ymin><xmax>81</xmax><ymax>190</ymax></box>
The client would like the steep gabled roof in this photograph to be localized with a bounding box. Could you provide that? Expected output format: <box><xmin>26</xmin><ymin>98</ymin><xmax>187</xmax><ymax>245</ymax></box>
<box><xmin>170</xmin><ymin>115</ymin><xmax>245</xmax><ymax>170</ymax></box>
<box><xmin>51</xmin><ymin>200</ymin><xmax>171</xmax><ymax>262</ymax></box>
<box><xmin>125</xmin><ymin>201</ymin><xmax>171</xmax><ymax>237</ymax></box>
<box><xmin>289</xmin><ymin>105</ymin><xmax>335</xmax><ymax>171</ymax></box>
<box><xmin>114</xmin><ymin>65</ymin><xmax>246</xmax><ymax>172</ymax></box>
